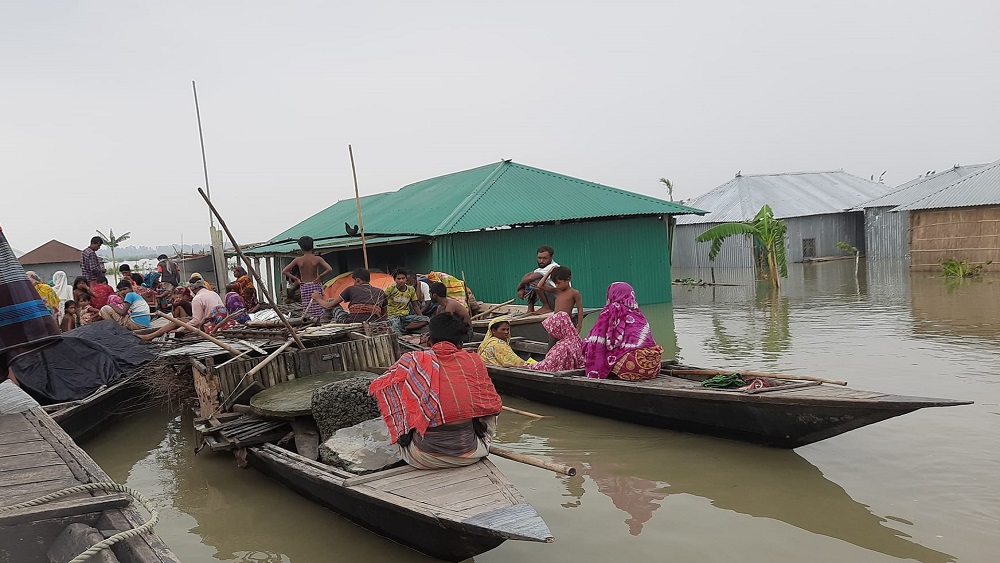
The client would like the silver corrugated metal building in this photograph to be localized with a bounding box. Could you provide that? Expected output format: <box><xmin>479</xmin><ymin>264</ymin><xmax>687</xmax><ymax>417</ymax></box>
<box><xmin>857</xmin><ymin>164</ymin><xmax>989</xmax><ymax>260</ymax></box>
<box><xmin>673</xmin><ymin>171</ymin><xmax>890</xmax><ymax>268</ymax></box>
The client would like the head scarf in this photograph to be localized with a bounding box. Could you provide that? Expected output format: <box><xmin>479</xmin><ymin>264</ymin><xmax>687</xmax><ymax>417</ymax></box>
<box><xmin>52</xmin><ymin>271</ymin><xmax>74</xmax><ymax>322</ymax></box>
<box><xmin>189</xmin><ymin>273</ymin><xmax>212</xmax><ymax>291</ymax></box>
<box><xmin>582</xmin><ymin>282</ymin><xmax>657</xmax><ymax>379</ymax></box>
<box><xmin>527</xmin><ymin>311</ymin><xmax>585</xmax><ymax>372</ymax></box>
<box><xmin>0</xmin><ymin>229</ymin><xmax>61</xmax><ymax>355</ymax></box>
<box><xmin>477</xmin><ymin>317</ymin><xmax>528</xmax><ymax>367</ymax></box>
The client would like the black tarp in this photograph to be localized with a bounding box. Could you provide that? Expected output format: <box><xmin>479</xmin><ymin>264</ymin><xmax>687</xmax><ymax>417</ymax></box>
<box><xmin>11</xmin><ymin>320</ymin><xmax>156</xmax><ymax>404</ymax></box>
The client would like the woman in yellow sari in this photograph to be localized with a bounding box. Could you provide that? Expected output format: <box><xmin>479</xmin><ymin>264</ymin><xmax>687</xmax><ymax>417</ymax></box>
<box><xmin>478</xmin><ymin>317</ymin><xmax>534</xmax><ymax>367</ymax></box>
<box><xmin>26</xmin><ymin>271</ymin><xmax>60</xmax><ymax>319</ymax></box>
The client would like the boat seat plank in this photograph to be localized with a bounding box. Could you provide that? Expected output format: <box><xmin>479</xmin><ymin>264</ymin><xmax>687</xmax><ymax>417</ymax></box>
<box><xmin>0</xmin><ymin>464</ymin><xmax>75</xmax><ymax>487</ymax></box>
<box><xmin>369</xmin><ymin>463</ymin><xmax>483</xmax><ymax>490</ymax></box>
<box><xmin>384</xmin><ymin>468</ymin><xmax>489</xmax><ymax>496</ymax></box>
<box><xmin>0</xmin><ymin>494</ymin><xmax>130</xmax><ymax>527</ymax></box>
<box><xmin>0</xmin><ymin>451</ymin><xmax>64</xmax><ymax>473</ymax></box>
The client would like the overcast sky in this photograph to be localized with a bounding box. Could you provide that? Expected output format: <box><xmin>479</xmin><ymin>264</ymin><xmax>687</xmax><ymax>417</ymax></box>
<box><xmin>2</xmin><ymin>1</ymin><xmax>998</xmax><ymax>252</ymax></box>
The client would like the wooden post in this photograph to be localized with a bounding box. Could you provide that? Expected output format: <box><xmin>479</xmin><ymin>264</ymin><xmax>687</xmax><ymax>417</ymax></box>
<box><xmin>197</xmin><ymin>187</ymin><xmax>306</xmax><ymax>350</ymax></box>
<box><xmin>154</xmin><ymin>312</ymin><xmax>242</xmax><ymax>358</ymax></box>
<box><xmin>348</xmin><ymin>144</ymin><xmax>369</xmax><ymax>268</ymax></box>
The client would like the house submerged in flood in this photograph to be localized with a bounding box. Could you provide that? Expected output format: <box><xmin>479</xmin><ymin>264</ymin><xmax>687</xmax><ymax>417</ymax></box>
<box><xmin>672</xmin><ymin>171</ymin><xmax>890</xmax><ymax>269</ymax></box>
<box><xmin>244</xmin><ymin>160</ymin><xmax>705</xmax><ymax>307</ymax></box>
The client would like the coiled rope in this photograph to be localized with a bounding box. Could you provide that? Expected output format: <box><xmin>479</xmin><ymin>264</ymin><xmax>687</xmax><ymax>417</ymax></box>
<box><xmin>0</xmin><ymin>482</ymin><xmax>160</xmax><ymax>563</ymax></box>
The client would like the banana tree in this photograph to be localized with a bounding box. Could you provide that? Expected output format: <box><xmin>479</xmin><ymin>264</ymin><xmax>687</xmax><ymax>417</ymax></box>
<box><xmin>96</xmin><ymin>228</ymin><xmax>131</xmax><ymax>283</ymax></box>
<box><xmin>695</xmin><ymin>205</ymin><xmax>788</xmax><ymax>288</ymax></box>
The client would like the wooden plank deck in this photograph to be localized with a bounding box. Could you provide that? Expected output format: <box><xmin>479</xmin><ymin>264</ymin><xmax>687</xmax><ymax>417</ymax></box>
<box><xmin>0</xmin><ymin>410</ymin><xmax>93</xmax><ymax>506</ymax></box>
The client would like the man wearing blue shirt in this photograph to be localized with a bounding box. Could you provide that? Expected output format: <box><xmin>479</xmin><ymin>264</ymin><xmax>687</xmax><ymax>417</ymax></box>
<box><xmin>99</xmin><ymin>281</ymin><xmax>151</xmax><ymax>330</ymax></box>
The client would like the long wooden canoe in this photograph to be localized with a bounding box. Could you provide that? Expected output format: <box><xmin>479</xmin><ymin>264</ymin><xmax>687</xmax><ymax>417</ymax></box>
<box><xmin>470</xmin><ymin>303</ymin><xmax>600</xmax><ymax>341</ymax></box>
<box><xmin>247</xmin><ymin>443</ymin><xmax>553</xmax><ymax>561</ymax></box>
<box><xmin>478</xmin><ymin>340</ymin><xmax>972</xmax><ymax>448</ymax></box>
<box><xmin>0</xmin><ymin>408</ymin><xmax>179</xmax><ymax>563</ymax></box>
<box><xmin>47</xmin><ymin>373</ymin><xmax>149</xmax><ymax>442</ymax></box>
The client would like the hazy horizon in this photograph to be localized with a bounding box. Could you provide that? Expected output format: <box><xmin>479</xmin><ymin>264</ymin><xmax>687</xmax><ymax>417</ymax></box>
<box><xmin>3</xmin><ymin>1</ymin><xmax>998</xmax><ymax>252</ymax></box>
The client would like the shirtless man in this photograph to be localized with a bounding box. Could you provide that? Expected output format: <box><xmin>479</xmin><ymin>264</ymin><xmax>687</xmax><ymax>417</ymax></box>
<box><xmin>281</xmin><ymin>236</ymin><xmax>333</xmax><ymax>318</ymax></box>
<box><xmin>515</xmin><ymin>245</ymin><xmax>559</xmax><ymax>313</ymax></box>
<box><xmin>429</xmin><ymin>282</ymin><xmax>471</xmax><ymax>334</ymax></box>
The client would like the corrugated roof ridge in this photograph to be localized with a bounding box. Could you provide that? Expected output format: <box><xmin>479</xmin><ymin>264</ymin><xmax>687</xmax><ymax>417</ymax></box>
<box><xmin>395</xmin><ymin>161</ymin><xmax>503</xmax><ymax>193</ymax></box>
<box><xmin>429</xmin><ymin>161</ymin><xmax>509</xmax><ymax>236</ymax></box>
<box><xmin>899</xmin><ymin>157</ymin><xmax>1000</xmax><ymax>210</ymax></box>
<box><xmin>740</xmin><ymin>169</ymin><xmax>844</xmax><ymax>178</ymax></box>
<box><xmin>510</xmin><ymin>161</ymin><xmax>705</xmax><ymax>212</ymax></box>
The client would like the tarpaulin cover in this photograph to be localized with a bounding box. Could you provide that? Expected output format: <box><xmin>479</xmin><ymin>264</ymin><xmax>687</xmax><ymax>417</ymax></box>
<box><xmin>12</xmin><ymin>336</ymin><xmax>124</xmax><ymax>403</ymax></box>
<box><xmin>64</xmin><ymin>319</ymin><xmax>156</xmax><ymax>370</ymax></box>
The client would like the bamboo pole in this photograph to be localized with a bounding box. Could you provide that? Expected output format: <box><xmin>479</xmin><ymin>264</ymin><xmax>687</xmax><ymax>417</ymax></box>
<box><xmin>197</xmin><ymin>187</ymin><xmax>305</xmax><ymax>350</ymax></box>
<box><xmin>154</xmin><ymin>311</ymin><xmax>242</xmax><ymax>358</ymax></box>
<box><xmin>665</xmin><ymin>368</ymin><xmax>847</xmax><ymax>386</ymax></box>
<box><xmin>489</xmin><ymin>445</ymin><xmax>576</xmax><ymax>476</ymax></box>
<box><xmin>501</xmin><ymin>405</ymin><xmax>546</xmax><ymax>419</ymax></box>
<box><xmin>216</xmin><ymin>338</ymin><xmax>296</xmax><ymax>415</ymax></box>
<box><xmin>470</xmin><ymin>299</ymin><xmax>516</xmax><ymax>320</ymax></box>
<box><xmin>348</xmin><ymin>144</ymin><xmax>369</xmax><ymax>268</ymax></box>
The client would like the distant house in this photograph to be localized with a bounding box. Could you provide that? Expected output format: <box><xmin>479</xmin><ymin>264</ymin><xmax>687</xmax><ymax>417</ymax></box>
<box><xmin>673</xmin><ymin>171</ymin><xmax>890</xmax><ymax>269</ymax></box>
<box><xmin>856</xmin><ymin>164</ymin><xmax>989</xmax><ymax>260</ymax></box>
<box><xmin>895</xmin><ymin>159</ymin><xmax>1000</xmax><ymax>272</ymax></box>
<box><xmin>244</xmin><ymin>160</ymin><xmax>705</xmax><ymax>307</ymax></box>
<box><xmin>17</xmin><ymin>240</ymin><xmax>82</xmax><ymax>282</ymax></box>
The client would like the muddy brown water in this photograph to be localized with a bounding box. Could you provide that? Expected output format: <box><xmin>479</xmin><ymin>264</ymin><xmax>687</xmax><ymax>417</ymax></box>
<box><xmin>83</xmin><ymin>261</ymin><xmax>999</xmax><ymax>562</ymax></box>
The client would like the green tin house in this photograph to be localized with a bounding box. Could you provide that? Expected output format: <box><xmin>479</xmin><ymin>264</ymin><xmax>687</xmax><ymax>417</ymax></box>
<box><xmin>244</xmin><ymin>160</ymin><xmax>704</xmax><ymax>307</ymax></box>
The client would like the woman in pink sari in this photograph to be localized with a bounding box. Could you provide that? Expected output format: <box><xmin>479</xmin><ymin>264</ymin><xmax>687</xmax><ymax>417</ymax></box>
<box><xmin>527</xmin><ymin>311</ymin><xmax>585</xmax><ymax>372</ymax></box>
<box><xmin>583</xmin><ymin>282</ymin><xmax>663</xmax><ymax>381</ymax></box>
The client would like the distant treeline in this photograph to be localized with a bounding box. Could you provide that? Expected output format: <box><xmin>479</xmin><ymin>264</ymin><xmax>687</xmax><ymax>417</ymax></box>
<box><xmin>97</xmin><ymin>244</ymin><xmax>212</xmax><ymax>260</ymax></box>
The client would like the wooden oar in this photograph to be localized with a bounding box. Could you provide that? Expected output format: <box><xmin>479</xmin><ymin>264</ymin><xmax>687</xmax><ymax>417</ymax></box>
<box><xmin>155</xmin><ymin>311</ymin><xmax>242</xmax><ymax>358</ymax></box>
<box><xmin>489</xmin><ymin>445</ymin><xmax>576</xmax><ymax>476</ymax></box>
<box><xmin>665</xmin><ymin>368</ymin><xmax>847</xmax><ymax>386</ymax></box>
<box><xmin>470</xmin><ymin>299</ymin><xmax>516</xmax><ymax>321</ymax></box>
<box><xmin>501</xmin><ymin>405</ymin><xmax>546</xmax><ymax>419</ymax></box>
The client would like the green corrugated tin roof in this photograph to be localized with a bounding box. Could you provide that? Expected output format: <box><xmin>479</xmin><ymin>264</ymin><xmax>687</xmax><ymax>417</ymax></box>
<box><xmin>269</xmin><ymin>160</ymin><xmax>705</xmax><ymax>242</ymax></box>
<box><xmin>245</xmin><ymin>234</ymin><xmax>423</xmax><ymax>256</ymax></box>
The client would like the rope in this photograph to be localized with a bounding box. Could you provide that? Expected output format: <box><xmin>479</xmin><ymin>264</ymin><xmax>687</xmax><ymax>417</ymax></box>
<box><xmin>0</xmin><ymin>482</ymin><xmax>160</xmax><ymax>563</ymax></box>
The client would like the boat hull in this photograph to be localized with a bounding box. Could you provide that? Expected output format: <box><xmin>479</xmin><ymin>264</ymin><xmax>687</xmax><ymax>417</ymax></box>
<box><xmin>486</xmin><ymin>366</ymin><xmax>970</xmax><ymax>448</ymax></box>
<box><xmin>49</xmin><ymin>374</ymin><xmax>149</xmax><ymax>442</ymax></box>
<box><xmin>247</xmin><ymin>446</ymin><xmax>510</xmax><ymax>562</ymax></box>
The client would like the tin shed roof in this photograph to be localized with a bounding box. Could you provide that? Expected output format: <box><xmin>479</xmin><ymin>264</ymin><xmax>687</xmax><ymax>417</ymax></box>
<box><xmin>268</xmin><ymin>160</ymin><xmax>705</xmax><ymax>243</ymax></box>
<box><xmin>896</xmin><ymin>159</ymin><xmax>1000</xmax><ymax>211</ymax></box>
<box><xmin>676</xmin><ymin>170</ymin><xmax>891</xmax><ymax>225</ymax></box>
<box><xmin>856</xmin><ymin>164</ymin><xmax>990</xmax><ymax>209</ymax></box>
<box><xmin>17</xmin><ymin>240</ymin><xmax>81</xmax><ymax>265</ymax></box>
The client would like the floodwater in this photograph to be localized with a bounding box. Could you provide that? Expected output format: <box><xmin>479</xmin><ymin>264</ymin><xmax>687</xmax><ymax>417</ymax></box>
<box><xmin>83</xmin><ymin>261</ymin><xmax>1000</xmax><ymax>562</ymax></box>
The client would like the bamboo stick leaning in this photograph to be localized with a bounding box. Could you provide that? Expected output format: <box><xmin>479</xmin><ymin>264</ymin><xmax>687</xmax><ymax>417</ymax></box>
<box><xmin>197</xmin><ymin>187</ymin><xmax>305</xmax><ymax>350</ymax></box>
<box><xmin>470</xmin><ymin>299</ymin><xmax>516</xmax><ymax>321</ymax></box>
<box><xmin>489</xmin><ymin>445</ymin><xmax>576</xmax><ymax>476</ymax></box>
<box><xmin>154</xmin><ymin>311</ymin><xmax>242</xmax><ymax>358</ymax></box>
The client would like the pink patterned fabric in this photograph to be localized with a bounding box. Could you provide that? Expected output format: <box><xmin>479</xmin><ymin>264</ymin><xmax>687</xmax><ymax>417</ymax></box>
<box><xmin>527</xmin><ymin>311</ymin><xmax>585</xmax><ymax>372</ymax></box>
<box><xmin>583</xmin><ymin>282</ymin><xmax>657</xmax><ymax>379</ymax></box>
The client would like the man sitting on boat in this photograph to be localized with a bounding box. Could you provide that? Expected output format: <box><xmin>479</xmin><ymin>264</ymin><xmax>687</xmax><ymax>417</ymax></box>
<box><xmin>369</xmin><ymin>313</ymin><xmax>502</xmax><ymax>469</ymax></box>
<box><xmin>312</xmin><ymin>268</ymin><xmax>386</xmax><ymax>324</ymax></box>
<box><xmin>515</xmin><ymin>245</ymin><xmax>559</xmax><ymax>313</ymax></box>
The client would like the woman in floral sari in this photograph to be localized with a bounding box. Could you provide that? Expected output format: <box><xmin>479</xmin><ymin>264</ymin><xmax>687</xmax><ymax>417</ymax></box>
<box><xmin>527</xmin><ymin>311</ymin><xmax>585</xmax><ymax>372</ymax></box>
<box><xmin>582</xmin><ymin>282</ymin><xmax>663</xmax><ymax>381</ymax></box>
<box><xmin>478</xmin><ymin>317</ymin><xmax>533</xmax><ymax>367</ymax></box>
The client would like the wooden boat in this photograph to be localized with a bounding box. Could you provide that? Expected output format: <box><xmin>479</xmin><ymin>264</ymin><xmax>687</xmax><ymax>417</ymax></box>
<box><xmin>470</xmin><ymin>303</ymin><xmax>600</xmax><ymax>341</ymax></box>
<box><xmin>0</xmin><ymin>408</ymin><xmax>179</xmax><ymax>563</ymax></box>
<box><xmin>192</xmin><ymin>332</ymin><xmax>553</xmax><ymax>560</ymax></box>
<box><xmin>478</xmin><ymin>339</ymin><xmax>973</xmax><ymax>448</ymax></box>
<box><xmin>46</xmin><ymin>373</ymin><xmax>149</xmax><ymax>442</ymax></box>
<box><xmin>248</xmin><ymin>444</ymin><xmax>553</xmax><ymax>562</ymax></box>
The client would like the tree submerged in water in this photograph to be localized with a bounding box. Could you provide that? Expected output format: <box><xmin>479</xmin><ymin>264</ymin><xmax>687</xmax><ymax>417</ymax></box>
<box><xmin>837</xmin><ymin>241</ymin><xmax>860</xmax><ymax>277</ymax></box>
<box><xmin>695</xmin><ymin>205</ymin><xmax>788</xmax><ymax>288</ymax></box>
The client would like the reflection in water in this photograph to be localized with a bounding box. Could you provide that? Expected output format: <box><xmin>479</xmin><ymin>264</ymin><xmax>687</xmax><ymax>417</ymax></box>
<box><xmin>692</xmin><ymin>284</ymin><xmax>791</xmax><ymax>364</ymax></box>
<box><xmin>496</xmin><ymin>415</ymin><xmax>955</xmax><ymax>562</ymax></box>
<box><xmin>910</xmin><ymin>275</ymin><xmax>1000</xmax><ymax>342</ymax></box>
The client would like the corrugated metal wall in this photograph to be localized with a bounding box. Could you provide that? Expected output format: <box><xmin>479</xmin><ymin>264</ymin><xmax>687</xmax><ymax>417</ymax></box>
<box><xmin>784</xmin><ymin>212</ymin><xmax>863</xmax><ymax>262</ymax></box>
<box><xmin>672</xmin><ymin>224</ymin><xmax>754</xmax><ymax>269</ymax></box>
<box><xmin>431</xmin><ymin>216</ymin><xmax>673</xmax><ymax>307</ymax></box>
<box><xmin>673</xmin><ymin>212</ymin><xmax>865</xmax><ymax>268</ymax></box>
<box><xmin>864</xmin><ymin>207</ymin><xmax>910</xmax><ymax>260</ymax></box>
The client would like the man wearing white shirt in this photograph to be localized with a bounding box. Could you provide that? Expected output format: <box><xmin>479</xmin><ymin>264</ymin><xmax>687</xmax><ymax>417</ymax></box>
<box><xmin>516</xmin><ymin>245</ymin><xmax>559</xmax><ymax>312</ymax></box>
